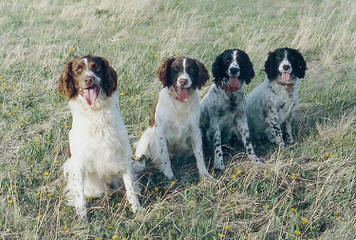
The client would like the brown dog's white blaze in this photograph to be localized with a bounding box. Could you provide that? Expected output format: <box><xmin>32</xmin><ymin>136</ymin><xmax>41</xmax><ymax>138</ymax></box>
<box><xmin>58</xmin><ymin>55</ymin><xmax>117</xmax><ymax>105</ymax></box>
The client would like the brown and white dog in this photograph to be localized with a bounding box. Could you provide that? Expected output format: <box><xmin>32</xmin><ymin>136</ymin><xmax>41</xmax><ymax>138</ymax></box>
<box><xmin>58</xmin><ymin>55</ymin><xmax>141</xmax><ymax>220</ymax></box>
<box><xmin>135</xmin><ymin>57</ymin><xmax>212</xmax><ymax>179</ymax></box>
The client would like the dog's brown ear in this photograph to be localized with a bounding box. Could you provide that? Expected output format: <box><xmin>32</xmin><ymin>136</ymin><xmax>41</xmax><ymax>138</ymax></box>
<box><xmin>193</xmin><ymin>59</ymin><xmax>209</xmax><ymax>89</ymax></box>
<box><xmin>157</xmin><ymin>57</ymin><xmax>176</xmax><ymax>87</ymax></box>
<box><xmin>101</xmin><ymin>57</ymin><xmax>117</xmax><ymax>97</ymax></box>
<box><xmin>58</xmin><ymin>60</ymin><xmax>76</xmax><ymax>100</ymax></box>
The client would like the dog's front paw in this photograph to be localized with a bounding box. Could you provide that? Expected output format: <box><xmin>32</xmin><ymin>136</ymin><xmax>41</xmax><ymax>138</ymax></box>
<box><xmin>76</xmin><ymin>206</ymin><xmax>88</xmax><ymax>222</ymax></box>
<box><xmin>199</xmin><ymin>171</ymin><xmax>213</xmax><ymax>180</ymax></box>
<box><xmin>214</xmin><ymin>158</ymin><xmax>225</xmax><ymax>171</ymax></box>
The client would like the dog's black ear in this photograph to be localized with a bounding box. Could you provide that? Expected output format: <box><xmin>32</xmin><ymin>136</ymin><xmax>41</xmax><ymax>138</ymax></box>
<box><xmin>264</xmin><ymin>51</ymin><xmax>279</xmax><ymax>80</ymax></box>
<box><xmin>240</xmin><ymin>51</ymin><xmax>255</xmax><ymax>85</ymax></box>
<box><xmin>212</xmin><ymin>53</ymin><xmax>224</xmax><ymax>84</ymax></box>
<box><xmin>157</xmin><ymin>57</ymin><xmax>176</xmax><ymax>88</ymax></box>
<box><xmin>293</xmin><ymin>49</ymin><xmax>307</xmax><ymax>79</ymax></box>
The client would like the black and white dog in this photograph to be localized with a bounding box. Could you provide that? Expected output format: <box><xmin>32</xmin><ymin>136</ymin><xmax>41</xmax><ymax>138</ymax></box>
<box><xmin>246</xmin><ymin>48</ymin><xmax>307</xmax><ymax>147</ymax></box>
<box><xmin>200</xmin><ymin>49</ymin><xmax>260</xmax><ymax>170</ymax></box>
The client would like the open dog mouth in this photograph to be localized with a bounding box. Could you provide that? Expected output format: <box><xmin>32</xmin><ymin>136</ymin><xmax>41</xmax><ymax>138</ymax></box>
<box><xmin>79</xmin><ymin>85</ymin><xmax>100</xmax><ymax>105</ymax></box>
<box><xmin>174</xmin><ymin>86</ymin><xmax>189</xmax><ymax>102</ymax></box>
<box><xmin>280</xmin><ymin>72</ymin><xmax>291</xmax><ymax>82</ymax></box>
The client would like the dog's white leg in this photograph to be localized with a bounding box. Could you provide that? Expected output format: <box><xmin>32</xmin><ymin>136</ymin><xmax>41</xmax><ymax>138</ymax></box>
<box><xmin>63</xmin><ymin>159</ymin><xmax>87</xmax><ymax>221</ymax></box>
<box><xmin>265</xmin><ymin>108</ymin><xmax>285</xmax><ymax>148</ymax></box>
<box><xmin>212</xmin><ymin>124</ymin><xmax>225</xmax><ymax>170</ymax></box>
<box><xmin>236</xmin><ymin>116</ymin><xmax>260</xmax><ymax>163</ymax></box>
<box><xmin>122</xmin><ymin>167</ymin><xmax>141</xmax><ymax>213</ymax></box>
<box><xmin>191</xmin><ymin>126</ymin><xmax>212</xmax><ymax>179</ymax></box>
<box><xmin>285</xmin><ymin>117</ymin><xmax>294</xmax><ymax>144</ymax></box>
<box><xmin>154</xmin><ymin>128</ymin><xmax>175</xmax><ymax>179</ymax></box>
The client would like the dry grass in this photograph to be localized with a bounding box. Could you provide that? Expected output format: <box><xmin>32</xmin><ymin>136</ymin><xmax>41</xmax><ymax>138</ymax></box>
<box><xmin>1</xmin><ymin>0</ymin><xmax>355</xmax><ymax>239</ymax></box>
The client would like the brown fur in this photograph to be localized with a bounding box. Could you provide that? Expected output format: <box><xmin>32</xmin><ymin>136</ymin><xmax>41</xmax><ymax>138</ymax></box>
<box><xmin>193</xmin><ymin>59</ymin><xmax>209</xmax><ymax>89</ymax></box>
<box><xmin>156</xmin><ymin>57</ymin><xmax>176</xmax><ymax>88</ymax></box>
<box><xmin>58</xmin><ymin>58</ymin><xmax>79</xmax><ymax>100</ymax></box>
<box><xmin>148</xmin><ymin>99</ymin><xmax>159</xmax><ymax>127</ymax></box>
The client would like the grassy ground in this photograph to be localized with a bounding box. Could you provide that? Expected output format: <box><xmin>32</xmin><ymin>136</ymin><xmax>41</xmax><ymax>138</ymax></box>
<box><xmin>1</xmin><ymin>0</ymin><xmax>355</xmax><ymax>239</ymax></box>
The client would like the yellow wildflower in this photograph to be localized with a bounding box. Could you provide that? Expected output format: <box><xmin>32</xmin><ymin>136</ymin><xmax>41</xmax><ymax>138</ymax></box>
<box><xmin>37</xmin><ymin>215</ymin><xmax>42</xmax><ymax>220</ymax></box>
<box><xmin>122</xmin><ymin>238</ymin><xmax>127</xmax><ymax>240</ymax></box>
<box><xmin>19</xmin><ymin>122</ymin><xmax>24</xmax><ymax>127</ymax></box>
<box><xmin>69</xmin><ymin>47</ymin><xmax>75</xmax><ymax>53</ymax></box>
<box><xmin>225</xmin><ymin>225</ymin><xmax>231</xmax><ymax>231</ymax></box>
<box><xmin>25</xmin><ymin>117</ymin><xmax>29</xmax><ymax>122</ymax></box>
<box><xmin>1</xmin><ymin>81</ymin><xmax>6</xmax><ymax>87</ymax></box>
<box><xmin>218</xmin><ymin>233</ymin><xmax>224</xmax><ymax>238</ymax></box>
<box><xmin>328</xmin><ymin>153</ymin><xmax>334</xmax><ymax>158</ymax></box>
<box><xmin>339</xmin><ymin>188</ymin><xmax>345</xmax><ymax>193</ymax></box>
<box><xmin>112</xmin><ymin>235</ymin><xmax>118</xmax><ymax>240</ymax></box>
<box><xmin>290</xmin><ymin>207</ymin><xmax>297</xmax><ymax>213</ymax></box>
<box><xmin>63</xmin><ymin>226</ymin><xmax>68</xmax><ymax>230</ymax></box>
<box><xmin>231</xmin><ymin>174</ymin><xmax>237</xmax><ymax>179</ymax></box>
<box><xmin>55</xmin><ymin>160</ymin><xmax>59</xmax><ymax>164</ymax></box>
<box><xmin>152</xmin><ymin>93</ymin><xmax>157</xmax><ymax>97</ymax></box>
<box><xmin>154</xmin><ymin>187</ymin><xmax>158</xmax><ymax>192</ymax></box>
<box><xmin>35</xmin><ymin>138</ymin><xmax>40</xmax><ymax>143</ymax></box>
<box><xmin>290</xmin><ymin>173</ymin><xmax>296</xmax><ymax>180</ymax></box>
<box><xmin>336</xmin><ymin>216</ymin><xmax>341</xmax><ymax>221</ymax></box>
<box><xmin>8</xmin><ymin>200</ymin><xmax>14</xmax><ymax>204</ymax></box>
<box><xmin>120</xmin><ymin>92</ymin><xmax>125</xmax><ymax>96</ymax></box>
<box><xmin>12</xmin><ymin>185</ymin><xmax>18</xmax><ymax>189</ymax></box>
<box><xmin>301</xmin><ymin>217</ymin><xmax>308</xmax><ymax>224</ymax></box>
<box><xmin>36</xmin><ymin>192</ymin><xmax>40</xmax><ymax>197</ymax></box>
<box><xmin>15</xmin><ymin>106</ymin><xmax>19</xmax><ymax>110</ymax></box>
<box><xmin>107</xmin><ymin>225</ymin><xmax>113</xmax><ymax>229</ymax></box>
<box><xmin>129</xmin><ymin>98</ymin><xmax>134</xmax><ymax>102</ymax></box>
<box><xmin>235</xmin><ymin>170</ymin><xmax>242</xmax><ymax>175</ymax></box>
<box><xmin>43</xmin><ymin>172</ymin><xmax>49</xmax><ymax>176</ymax></box>
<box><xmin>7</xmin><ymin>112</ymin><xmax>11</xmax><ymax>116</ymax></box>
<box><xmin>86</xmin><ymin>196</ymin><xmax>92</xmax><ymax>200</ymax></box>
<box><xmin>0</xmin><ymin>75</ymin><xmax>3</xmax><ymax>79</ymax></box>
<box><xmin>294</xmin><ymin>230</ymin><xmax>301</xmax><ymax>236</ymax></box>
<box><xmin>170</xmin><ymin>180</ymin><xmax>176</xmax><ymax>185</ymax></box>
<box><xmin>189</xmin><ymin>200</ymin><xmax>195</xmax><ymax>205</ymax></box>
<box><xmin>95</xmin><ymin>237</ymin><xmax>100</xmax><ymax>240</ymax></box>
<box><xmin>131</xmin><ymin>153</ymin><xmax>136</xmax><ymax>159</ymax></box>
<box><xmin>117</xmin><ymin>202</ymin><xmax>121</xmax><ymax>207</ymax></box>
<box><xmin>51</xmin><ymin>92</ymin><xmax>55</xmax><ymax>96</ymax></box>
<box><xmin>263</xmin><ymin>205</ymin><xmax>269</xmax><ymax>210</ymax></box>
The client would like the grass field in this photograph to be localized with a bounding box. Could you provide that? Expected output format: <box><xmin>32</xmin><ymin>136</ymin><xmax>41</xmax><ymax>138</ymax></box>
<box><xmin>1</xmin><ymin>0</ymin><xmax>355</xmax><ymax>239</ymax></box>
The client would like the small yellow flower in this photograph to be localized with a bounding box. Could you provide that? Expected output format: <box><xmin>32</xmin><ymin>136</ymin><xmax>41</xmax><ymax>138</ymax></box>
<box><xmin>20</xmin><ymin>145</ymin><xmax>24</xmax><ymax>149</ymax></box>
<box><xmin>131</xmin><ymin>153</ymin><xmax>136</xmax><ymax>159</ymax></box>
<box><xmin>225</xmin><ymin>225</ymin><xmax>231</xmax><ymax>231</ymax></box>
<box><xmin>45</xmin><ymin>66</ymin><xmax>49</xmax><ymax>71</ymax></box>
<box><xmin>107</xmin><ymin>225</ymin><xmax>113</xmax><ymax>229</ymax></box>
<box><xmin>12</xmin><ymin>185</ymin><xmax>18</xmax><ymax>189</ymax></box>
<box><xmin>37</xmin><ymin>215</ymin><xmax>42</xmax><ymax>220</ymax></box>
<box><xmin>335</xmin><ymin>211</ymin><xmax>339</xmax><ymax>216</ymax></box>
<box><xmin>328</xmin><ymin>153</ymin><xmax>334</xmax><ymax>158</ymax></box>
<box><xmin>43</xmin><ymin>157</ymin><xmax>47</xmax><ymax>161</ymax></box>
<box><xmin>35</xmin><ymin>138</ymin><xmax>40</xmax><ymax>143</ymax></box>
<box><xmin>95</xmin><ymin>237</ymin><xmax>100</xmax><ymax>240</ymax></box>
<box><xmin>120</xmin><ymin>92</ymin><xmax>126</xmax><ymax>96</ymax></box>
<box><xmin>290</xmin><ymin>173</ymin><xmax>296</xmax><ymax>180</ymax></box>
<box><xmin>152</xmin><ymin>93</ymin><xmax>157</xmax><ymax>97</ymax></box>
<box><xmin>263</xmin><ymin>171</ymin><xmax>268</xmax><ymax>175</ymax></box>
<box><xmin>290</xmin><ymin>207</ymin><xmax>297</xmax><ymax>213</ymax></box>
<box><xmin>19</xmin><ymin>122</ymin><xmax>24</xmax><ymax>127</ymax></box>
<box><xmin>51</xmin><ymin>92</ymin><xmax>55</xmax><ymax>96</ymax></box>
<box><xmin>1</xmin><ymin>81</ymin><xmax>6</xmax><ymax>87</ymax></box>
<box><xmin>263</xmin><ymin>205</ymin><xmax>269</xmax><ymax>210</ymax></box>
<box><xmin>69</xmin><ymin>47</ymin><xmax>75</xmax><ymax>53</ymax></box>
<box><xmin>218</xmin><ymin>233</ymin><xmax>224</xmax><ymax>238</ymax></box>
<box><xmin>36</xmin><ymin>192</ymin><xmax>40</xmax><ymax>197</ymax></box>
<box><xmin>339</xmin><ymin>188</ymin><xmax>345</xmax><ymax>193</ymax></box>
<box><xmin>47</xmin><ymin>193</ymin><xmax>51</xmax><ymax>198</ymax></box>
<box><xmin>64</xmin><ymin>124</ymin><xmax>70</xmax><ymax>129</ymax></box>
<box><xmin>129</xmin><ymin>98</ymin><xmax>134</xmax><ymax>102</ymax></box>
<box><xmin>13</xmin><ymin>170</ymin><xmax>17</xmax><ymax>174</ymax></box>
<box><xmin>235</xmin><ymin>170</ymin><xmax>242</xmax><ymax>175</ymax></box>
<box><xmin>15</xmin><ymin>106</ymin><xmax>19</xmax><ymax>110</ymax></box>
<box><xmin>336</xmin><ymin>216</ymin><xmax>341</xmax><ymax>221</ymax></box>
<box><xmin>86</xmin><ymin>196</ymin><xmax>92</xmax><ymax>200</ymax></box>
<box><xmin>8</xmin><ymin>200</ymin><xmax>14</xmax><ymax>204</ymax></box>
<box><xmin>63</xmin><ymin>226</ymin><xmax>68</xmax><ymax>230</ymax></box>
<box><xmin>301</xmin><ymin>217</ymin><xmax>308</xmax><ymax>223</ymax></box>
<box><xmin>294</xmin><ymin>230</ymin><xmax>301</xmax><ymax>236</ymax></box>
<box><xmin>25</xmin><ymin>117</ymin><xmax>29</xmax><ymax>122</ymax></box>
<box><xmin>0</xmin><ymin>75</ymin><xmax>3</xmax><ymax>79</ymax></box>
<box><xmin>170</xmin><ymin>180</ymin><xmax>176</xmax><ymax>185</ymax></box>
<box><xmin>112</xmin><ymin>235</ymin><xmax>118</xmax><ymax>240</ymax></box>
<box><xmin>43</xmin><ymin>172</ymin><xmax>49</xmax><ymax>176</ymax></box>
<box><xmin>122</xmin><ymin>238</ymin><xmax>127</xmax><ymax>240</ymax></box>
<box><xmin>231</xmin><ymin>174</ymin><xmax>237</xmax><ymax>179</ymax></box>
<box><xmin>117</xmin><ymin>202</ymin><xmax>121</xmax><ymax>207</ymax></box>
<box><xmin>55</xmin><ymin>160</ymin><xmax>59</xmax><ymax>164</ymax></box>
<box><xmin>154</xmin><ymin>187</ymin><xmax>158</xmax><ymax>192</ymax></box>
<box><xmin>7</xmin><ymin>112</ymin><xmax>11</xmax><ymax>116</ymax></box>
<box><xmin>188</xmin><ymin>200</ymin><xmax>195</xmax><ymax>205</ymax></box>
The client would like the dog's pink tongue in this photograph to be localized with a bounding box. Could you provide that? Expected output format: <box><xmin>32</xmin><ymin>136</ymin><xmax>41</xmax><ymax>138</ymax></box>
<box><xmin>281</xmin><ymin>72</ymin><xmax>291</xmax><ymax>81</ymax></box>
<box><xmin>228</xmin><ymin>77</ymin><xmax>239</xmax><ymax>88</ymax></box>
<box><xmin>83</xmin><ymin>87</ymin><xmax>98</xmax><ymax>105</ymax></box>
<box><xmin>176</xmin><ymin>88</ymin><xmax>189</xmax><ymax>102</ymax></box>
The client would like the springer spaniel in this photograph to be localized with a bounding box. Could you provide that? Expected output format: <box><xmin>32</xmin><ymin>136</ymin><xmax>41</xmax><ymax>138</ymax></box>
<box><xmin>58</xmin><ymin>55</ymin><xmax>141</xmax><ymax>220</ymax></box>
<box><xmin>135</xmin><ymin>57</ymin><xmax>211</xmax><ymax>180</ymax></box>
<box><xmin>200</xmin><ymin>49</ymin><xmax>260</xmax><ymax>170</ymax></box>
<box><xmin>246</xmin><ymin>48</ymin><xmax>307</xmax><ymax>147</ymax></box>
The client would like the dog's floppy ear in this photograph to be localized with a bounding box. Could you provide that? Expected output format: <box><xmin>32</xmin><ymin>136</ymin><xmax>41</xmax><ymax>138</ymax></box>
<box><xmin>293</xmin><ymin>49</ymin><xmax>307</xmax><ymax>79</ymax></box>
<box><xmin>240</xmin><ymin>51</ymin><xmax>255</xmax><ymax>85</ymax></box>
<box><xmin>193</xmin><ymin>59</ymin><xmax>209</xmax><ymax>89</ymax></box>
<box><xmin>101</xmin><ymin>57</ymin><xmax>117</xmax><ymax>97</ymax></box>
<box><xmin>58</xmin><ymin>59</ymin><xmax>76</xmax><ymax>100</ymax></box>
<box><xmin>212</xmin><ymin>52</ymin><xmax>225</xmax><ymax>84</ymax></box>
<box><xmin>264</xmin><ymin>51</ymin><xmax>279</xmax><ymax>80</ymax></box>
<box><xmin>157</xmin><ymin>57</ymin><xmax>176</xmax><ymax>88</ymax></box>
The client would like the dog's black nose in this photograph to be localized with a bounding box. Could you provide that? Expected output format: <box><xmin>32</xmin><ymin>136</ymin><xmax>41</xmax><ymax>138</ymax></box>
<box><xmin>229</xmin><ymin>67</ymin><xmax>240</xmax><ymax>75</ymax></box>
<box><xmin>283</xmin><ymin>65</ymin><xmax>290</xmax><ymax>71</ymax></box>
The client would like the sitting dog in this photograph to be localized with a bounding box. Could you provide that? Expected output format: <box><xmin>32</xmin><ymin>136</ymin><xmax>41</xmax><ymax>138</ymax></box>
<box><xmin>200</xmin><ymin>49</ymin><xmax>260</xmax><ymax>170</ymax></box>
<box><xmin>246</xmin><ymin>48</ymin><xmax>307</xmax><ymax>147</ymax></box>
<box><xmin>58</xmin><ymin>55</ymin><xmax>141</xmax><ymax>220</ymax></box>
<box><xmin>135</xmin><ymin>57</ymin><xmax>211</xmax><ymax>179</ymax></box>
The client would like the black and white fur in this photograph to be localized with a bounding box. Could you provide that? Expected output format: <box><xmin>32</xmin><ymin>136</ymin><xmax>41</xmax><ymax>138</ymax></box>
<box><xmin>200</xmin><ymin>49</ymin><xmax>260</xmax><ymax>170</ymax></box>
<box><xmin>246</xmin><ymin>48</ymin><xmax>307</xmax><ymax>147</ymax></box>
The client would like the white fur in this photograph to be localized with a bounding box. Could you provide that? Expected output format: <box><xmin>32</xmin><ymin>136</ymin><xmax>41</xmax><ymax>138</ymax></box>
<box><xmin>63</xmin><ymin>89</ymin><xmax>141</xmax><ymax>220</ymax></box>
<box><xmin>246</xmin><ymin>78</ymin><xmax>299</xmax><ymax>147</ymax></box>
<box><xmin>177</xmin><ymin>58</ymin><xmax>192</xmax><ymax>88</ymax></box>
<box><xmin>135</xmin><ymin>86</ymin><xmax>211</xmax><ymax>179</ymax></box>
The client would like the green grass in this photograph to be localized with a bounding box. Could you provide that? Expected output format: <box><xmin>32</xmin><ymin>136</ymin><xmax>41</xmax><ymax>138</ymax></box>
<box><xmin>1</xmin><ymin>0</ymin><xmax>355</xmax><ymax>239</ymax></box>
